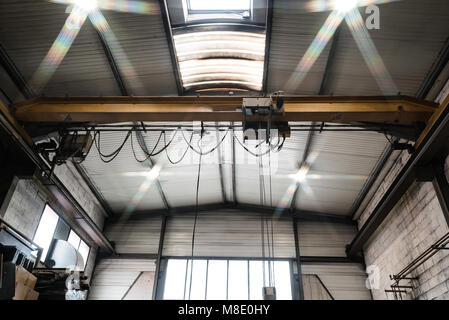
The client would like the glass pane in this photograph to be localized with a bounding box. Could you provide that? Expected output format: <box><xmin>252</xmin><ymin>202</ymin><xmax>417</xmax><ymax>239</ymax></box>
<box><xmin>228</xmin><ymin>260</ymin><xmax>248</xmax><ymax>300</ymax></box>
<box><xmin>189</xmin><ymin>0</ymin><xmax>250</xmax><ymax>11</ymax></box>
<box><xmin>249</xmin><ymin>261</ymin><xmax>263</xmax><ymax>300</ymax></box>
<box><xmin>33</xmin><ymin>205</ymin><xmax>59</xmax><ymax>261</ymax></box>
<box><xmin>187</xmin><ymin>260</ymin><xmax>207</xmax><ymax>300</ymax></box>
<box><xmin>274</xmin><ymin>261</ymin><xmax>292</xmax><ymax>300</ymax></box>
<box><xmin>163</xmin><ymin>259</ymin><xmax>188</xmax><ymax>300</ymax></box>
<box><xmin>206</xmin><ymin>260</ymin><xmax>227</xmax><ymax>300</ymax></box>
<box><xmin>78</xmin><ymin>240</ymin><xmax>90</xmax><ymax>270</ymax></box>
<box><xmin>67</xmin><ymin>230</ymin><xmax>81</xmax><ymax>250</ymax></box>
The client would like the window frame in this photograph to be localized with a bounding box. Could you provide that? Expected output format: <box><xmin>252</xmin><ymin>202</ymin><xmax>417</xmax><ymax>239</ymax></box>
<box><xmin>32</xmin><ymin>203</ymin><xmax>91</xmax><ymax>270</ymax></box>
<box><xmin>67</xmin><ymin>229</ymin><xmax>91</xmax><ymax>271</ymax></box>
<box><xmin>161</xmin><ymin>257</ymin><xmax>294</xmax><ymax>300</ymax></box>
<box><xmin>184</xmin><ymin>0</ymin><xmax>253</xmax><ymax>22</ymax></box>
<box><xmin>32</xmin><ymin>203</ymin><xmax>60</xmax><ymax>262</ymax></box>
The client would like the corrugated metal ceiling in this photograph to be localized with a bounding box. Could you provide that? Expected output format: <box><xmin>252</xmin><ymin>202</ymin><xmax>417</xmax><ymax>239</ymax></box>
<box><xmin>80</xmin><ymin>123</ymin><xmax>388</xmax><ymax>217</ymax></box>
<box><xmin>1</xmin><ymin>0</ymin><xmax>448</xmax><ymax>219</ymax></box>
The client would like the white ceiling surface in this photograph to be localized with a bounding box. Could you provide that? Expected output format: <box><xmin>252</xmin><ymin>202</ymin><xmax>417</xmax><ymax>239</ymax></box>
<box><xmin>81</xmin><ymin>122</ymin><xmax>388</xmax><ymax>217</ymax></box>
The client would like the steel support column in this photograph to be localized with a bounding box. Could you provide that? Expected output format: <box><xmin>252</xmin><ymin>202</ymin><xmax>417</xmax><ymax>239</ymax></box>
<box><xmin>292</xmin><ymin>217</ymin><xmax>304</xmax><ymax>300</ymax></box>
<box><xmin>432</xmin><ymin>161</ymin><xmax>449</xmax><ymax>227</ymax></box>
<box><xmin>152</xmin><ymin>214</ymin><xmax>167</xmax><ymax>300</ymax></box>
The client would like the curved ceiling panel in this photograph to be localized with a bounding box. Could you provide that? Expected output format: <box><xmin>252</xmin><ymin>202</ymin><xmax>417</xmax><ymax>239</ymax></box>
<box><xmin>173</xmin><ymin>31</ymin><xmax>266</xmax><ymax>92</ymax></box>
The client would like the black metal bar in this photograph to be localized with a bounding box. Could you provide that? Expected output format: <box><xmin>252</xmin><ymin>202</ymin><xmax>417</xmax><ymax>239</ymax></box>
<box><xmin>313</xmin><ymin>274</ymin><xmax>335</xmax><ymax>300</ymax></box>
<box><xmin>300</xmin><ymin>256</ymin><xmax>361</xmax><ymax>264</ymax></box>
<box><xmin>113</xmin><ymin>202</ymin><xmax>355</xmax><ymax>225</ymax></box>
<box><xmin>102</xmin><ymin>253</ymin><xmax>158</xmax><ymax>260</ymax></box>
<box><xmin>290</xmin><ymin>129</ymin><xmax>314</xmax><ymax>212</ymax></box>
<box><xmin>0</xmin><ymin>44</ymin><xmax>34</xmax><ymax>99</ymax></box>
<box><xmin>205</xmin><ymin>259</ymin><xmax>209</xmax><ymax>299</ymax></box>
<box><xmin>121</xmin><ymin>272</ymin><xmax>143</xmax><ymax>300</ymax></box>
<box><xmin>350</xmin><ymin>140</ymin><xmax>396</xmax><ymax>220</ymax></box>
<box><xmin>231</xmin><ymin>125</ymin><xmax>237</xmax><ymax>204</ymax></box>
<box><xmin>292</xmin><ymin>218</ymin><xmax>304</xmax><ymax>300</ymax></box>
<box><xmin>385</xmin><ymin>289</ymin><xmax>407</xmax><ymax>293</ymax></box>
<box><xmin>159</xmin><ymin>0</ymin><xmax>184</xmax><ymax>96</ymax></box>
<box><xmin>73</xmin><ymin>163</ymin><xmax>113</xmax><ymax>218</ymax></box>
<box><xmin>416</xmin><ymin>38</ymin><xmax>449</xmax><ymax>100</ymax></box>
<box><xmin>95</xmin><ymin>30</ymin><xmax>129</xmax><ymax>96</ymax></box>
<box><xmin>262</xmin><ymin>0</ymin><xmax>273</xmax><ymax>95</ymax></box>
<box><xmin>216</xmin><ymin>126</ymin><xmax>227</xmax><ymax>203</ymax></box>
<box><xmin>319</xmin><ymin>26</ymin><xmax>341</xmax><ymax>95</ymax></box>
<box><xmin>432</xmin><ymin>161</ymin><xmax>449</xmax><ymax>227</ymax></box>
<box><xmin>347</xmin><ymin>97</ymin><xmax>449</xmax><ymax>257</ymax></box>
<box><xmin>152</xmin><ymin>214</ymin><xmax>167</xmax><ymax>300</ymax></box>
<box><xmin>135</xmin><ymin>132</ymin><xmax>170</xmax><ymax>211</ymax></box>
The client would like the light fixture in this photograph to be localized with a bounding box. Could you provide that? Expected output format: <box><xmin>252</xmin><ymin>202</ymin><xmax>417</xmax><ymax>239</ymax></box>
<box><xmin>334</xmin><ymin>0</ymin><xmax>358</xmax><ymax>13</ymax></box>
<box><xmin>75</xmin><ymin>0</ymin><xmax>98</xmax><ymax>13</ymax></box>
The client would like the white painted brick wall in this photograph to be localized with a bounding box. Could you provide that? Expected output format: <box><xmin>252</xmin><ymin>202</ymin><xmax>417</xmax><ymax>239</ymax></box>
<box><xmin>53</xmin><ymin>162</ymin><xmax>106</xmax><ymax>230</ymax></box>
<box><xmin>358</xmin><ymin>84</ymin><xmax>449</xmax><ymax>300</ymax></box>
<box><xmin>359</xmin><ymin>153</ymin><xmax>449</xmax><ymax>300</ymax></box>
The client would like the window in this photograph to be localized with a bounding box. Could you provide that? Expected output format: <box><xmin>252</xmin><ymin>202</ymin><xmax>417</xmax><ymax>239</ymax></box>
<box><xmin>162</xmin><ymin>258</ymin><xmax>292</xmax><ymax>300</ymax></box>
<box><xmin>188</xmin><ymin>0</ymin><xmax>251</xmax><ymax>15</ymax></box>
<box><xmin>33</xmin><ymin>205</ymin><xmax>59</xmax><ymax>262</ymax></box>
<box><xmin>67</xmin><ymin>230</ymin><xmax>90</xmax><ymax>270</ymax></box>
<box><xmin>33</xmin><ymin>204</ymin><xmax>90</xmax><ymax>269</ymax></box>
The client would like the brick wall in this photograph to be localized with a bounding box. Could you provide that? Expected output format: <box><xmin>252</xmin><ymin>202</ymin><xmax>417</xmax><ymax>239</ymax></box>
<box><xmin>53</xmin><ymin>162</ymin><xmax>106</xmax><ymax>230</ymax></box>
<box><xmin>0</xmin><ymin>177</ymin><xmax>46</xmax><ymax>239</ymax></box>
<box><xmin>358</xmin><ymin>85</ymin><xmax>449</xmax><ymax>300</ymax></box>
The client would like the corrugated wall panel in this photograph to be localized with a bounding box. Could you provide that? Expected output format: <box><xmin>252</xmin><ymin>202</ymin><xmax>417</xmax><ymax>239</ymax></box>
<box><xmin>105</xmin><ymin>216</ymin><xmax>162</xmax><ymax>254</ymax></box>
<box><xmin>298</xmin><ymin>221</ymin><xmax>357</xmax><ymax>257</ymax></box>
<box><xmin>89</xmin><ymin>259</ymin><xmax>155</xmax><ymax>300</ymax></box>
<box><xmin>162</xmin><ymin>210</ymin><xmax>295</xmax><ymax>258</ymax></box>
<box><xmin>301</xmin><ymin>263</ymin><xmax>371</xmax><ymax>300</ymax></box>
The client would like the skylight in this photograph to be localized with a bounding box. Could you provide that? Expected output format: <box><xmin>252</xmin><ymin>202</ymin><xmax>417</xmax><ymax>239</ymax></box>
<box><xmin>173</xmin><ymin>31</ymin><xmax>265</xmax><ymax>92</ymax></box>
<box><xmin>188</xmin><ymin>0</ymin><xmax>251</xmax><ymax>12</ymax></box>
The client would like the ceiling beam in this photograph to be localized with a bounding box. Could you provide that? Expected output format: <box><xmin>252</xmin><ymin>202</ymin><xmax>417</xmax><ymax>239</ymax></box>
<box><xmin>13</xmin><ymin>95</ymin><xmax>437</xmax><ymax>123</ymax></box>
<box><xmin>135</xmin><ymin>132</ymin><xmax>171</xmax><ymax>212</ymax></box>
<box><xmin>416</xmin><ymin>37</ymin><xmax>449</xmax><ymax>100</ymax></box>
<box><xmin>290</xmin><ymin>25</ymin><xmax>339</xmax><ymax>213</ymax></box>
<box><xmin>290</xmin><ymin>129</ymin><xmax>314</xmax><ymax>212</ymax></box>
<box><xmin>95</xmin><ymin>29</ymin><xmax>129</xmax><ymax>96</ymax></box>
<box><xmin>108</xmin><ymin>202</ymin><xmax>354</xmax><ymax>225</ymax></box>
<box><xmin>0</xmin><ymin>44</ymin><xmax>35</xmax><ymax>100</ymax></box>
<box><xmin>262</xmin><ymin>0</ymin><xmax>274</xmax><ymax>95</ymax></box>
<box><xmin>159</xmin><ymin>0</ymin><xmax>184</xmax><ymax>96</ymax></box>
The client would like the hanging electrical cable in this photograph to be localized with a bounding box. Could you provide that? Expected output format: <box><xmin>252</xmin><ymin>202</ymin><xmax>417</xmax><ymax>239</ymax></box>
<box><xmin>164</xmin><ymin>130</ymin><xmax>194</xmax><ymax>165</ymax></box>
<box><xmin>94</xmin><ymin>130</ymin><xmax>132</xmax><ymax>163</ymax></box>
<box><xmin>180</xmin><ymin>128</ymin><xmax>230</xmax><ymax>156</ymax></box>
<box><xmin>130</xmin><ymin>131</ymin><xmax>163</xmax><ymax>163</ymax></box>
<box><xmin>188</xmin><ymin>124</ymin><xmax>204</xmax><ymax>300</ymax></box>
